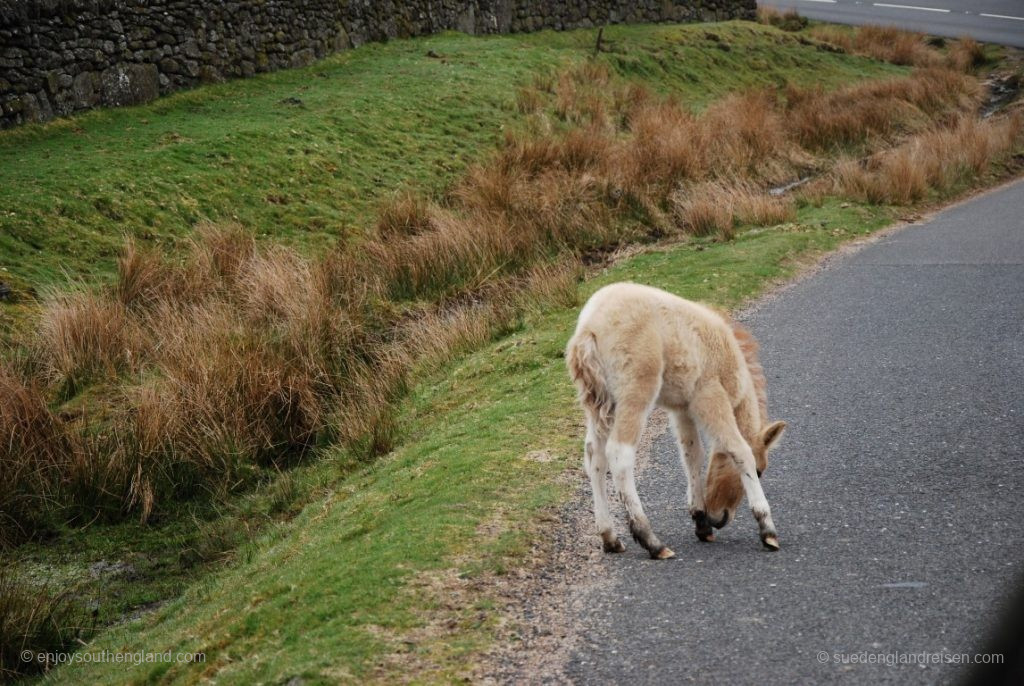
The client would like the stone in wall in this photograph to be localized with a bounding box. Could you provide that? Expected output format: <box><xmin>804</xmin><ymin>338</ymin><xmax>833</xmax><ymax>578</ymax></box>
<box><xmin>99</xmin><ymin>62</ymin><xmax>159</xmax><ymax>107</ymax></box>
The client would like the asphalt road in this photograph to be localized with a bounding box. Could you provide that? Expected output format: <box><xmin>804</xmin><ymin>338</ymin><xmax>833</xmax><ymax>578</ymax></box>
<box><xmin>564</xmin><ymin>180</ymin><xmax>1024</xmax><ymax>684</ymax></box>
<box><xmin>758</xmin><ymin>0</ymin><xmax>1024</xmax><ymax>47</ymax></box>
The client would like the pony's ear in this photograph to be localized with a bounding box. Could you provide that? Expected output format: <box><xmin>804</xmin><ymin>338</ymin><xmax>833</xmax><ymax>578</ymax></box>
<box><xmin>762</xmin><ymin>421</ymin><xmax>787</xmax><ymax>452</ymax></box>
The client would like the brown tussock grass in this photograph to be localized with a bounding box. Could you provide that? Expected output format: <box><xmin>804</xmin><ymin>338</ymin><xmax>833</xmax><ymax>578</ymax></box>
<box><xmin>786</xmin><ymin>68</ymin><xmax>981</xmax><ymax>149</ymax></box>
<box><xmin>115</xmin><ymin>237</ymin><xmax>178</xmax><ymax>310</ymax></box>
<box><xmin>732</xmin><ymin>188</ymin><xmax>798</xmax><ymax>226</ymax></box>
<box><xmin>674</xmin><ymin>191</ymin><xmax>735</xmax><ymax>238</ymax></box>
<box><xmin>853</xmin><ymin>26</ymin><xmax>944</xmax><ymax>67</ymax></box>
<box><xmin>832</xmin><ymin>113</ymin><xmax>1023</xmax><ymax>204</ymax></box>
<box><xmin>617</xmin><ymin>89</ymin><xmax>796</xmax><ymax>196</ymax></box>
<box><xmin>0</xmin><ymin>363</ymin><xmax>71</xmax><ymax>547</ymax></box>
<box><xmin>18</xmin><ymin>219</ymin><xmax>586</xmax><ymax>523</ymax></box>
<box><xmin>809</xmin><ymin>24</ymin><xmax>988</xmax><ymax>73</ymax></box>
<box><xmin>673</xmin><ymin>181</ymin><xmax>796</xmax><ymax>238</ymax></box>
<box><xmin>37</xmin><ymin>289</ymin><xmax>136</xmax><ymax>388</ymax></box>
<box><xmin>377</xmin><ymin>190</ymin><xmax>435</xmax><ymax>238</ymax></box>
<box><xmin>620</xmin><ymin>100</ymin><xmax>703</xmax><ymax>190</ymax></box>
<box><xmin>188</xmin><ymin>221</ymin><xmax>257</xmax><ymax>290</ymax></box>
<box><xmin>515</xmin><ymin>85</ymin><xmax>546</xmax><ymax>115</ymax></box>
<box><xmin>947</xmin><ymin>37</ymin><xmax>987</xmax><ymax>73</ymax></box>
<box><xmin>553</xmin><ymin>62</ymin><xmax>614</xmax><ymax>128</ymax></box>
<box><xmin>808</xmin><ymin>25</ymin><xmax>942</xmax><ymax>68</ymax></box>
<box><xmin>1</xmin><ymin>567</ymin><xmax>84</xmax><ymax>678</ymax></box>
<box><xmin>702</xmin><ymin>90</ymin><xmax>790</xmax><ymax>178</ymax></box>
<box><xmin>757</xmin><ymin>6</ymin><xmax>808</xmax><ymax>32</ymax></box>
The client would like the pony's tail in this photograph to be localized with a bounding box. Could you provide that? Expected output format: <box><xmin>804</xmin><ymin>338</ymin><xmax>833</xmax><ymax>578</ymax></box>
<box><xmin>566</xmin><ymin>332</ymin><xmax>614</xmax><ymax>436</ymax></box>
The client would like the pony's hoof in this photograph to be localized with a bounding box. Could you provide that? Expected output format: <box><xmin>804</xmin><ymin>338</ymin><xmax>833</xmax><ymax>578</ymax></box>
<box><xmin>692</xmin><ymin>510</ymin><xmax>715</xmax><ymax>542</ymax></box>
<box><xmin>710</xmin><ymin>510</ymin><xmax>730</xmax><ymax>529</ymax></box>
<box><xmin>761</xmin><ymin>535</ymin><xmax>780</xmax><ymax>551</ymax></box>
<box><xmin>603</xmin><ymin>538</ymin><xmax>626</xmax><ymax>553</ymax></box>
<box><xmin>653</xmin><ymin>546</ymin><xmax>676</xmax><ymax>560</ymax></box>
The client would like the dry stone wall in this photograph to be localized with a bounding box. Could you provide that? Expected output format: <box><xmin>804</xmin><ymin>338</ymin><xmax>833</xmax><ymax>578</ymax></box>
<box><xmin>0</xmin><ymin>1</ymin><xmax>755</xmax><ymax>128</ymax></box>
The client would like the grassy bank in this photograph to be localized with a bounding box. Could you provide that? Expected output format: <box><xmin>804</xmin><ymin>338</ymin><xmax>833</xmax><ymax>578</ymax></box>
<box><xmin>0</xmin><ymin>22</ymin><xmax>901</xmax><ymax>296</ymax></box>
<box><xmin>1</xmin><ymin>21</ymin><xmax>928</xmax><ymax>550</ymax></box>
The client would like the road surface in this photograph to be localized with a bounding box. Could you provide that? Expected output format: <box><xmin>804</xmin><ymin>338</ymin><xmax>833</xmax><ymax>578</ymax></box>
<box><xmin>565</xmin><ymin>179</ymin><xmax>1024</xmax><ymax>684</ymax></box>
<box><xmin>759</xmin><ymin>0</ymin><xmax>1024</xmax><ymax>47</ymax></box>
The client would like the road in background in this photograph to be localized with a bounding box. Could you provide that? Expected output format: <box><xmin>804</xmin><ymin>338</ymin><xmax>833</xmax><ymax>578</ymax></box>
<box><xmin>759</xmin><ymin>0</ymin><xmax>1024</xmax><ymax>47</ymax></box>
<box><xmin>566</xmin><ymin>179</ymin><xmax>1024</xmax><ymax>683</ymax></box>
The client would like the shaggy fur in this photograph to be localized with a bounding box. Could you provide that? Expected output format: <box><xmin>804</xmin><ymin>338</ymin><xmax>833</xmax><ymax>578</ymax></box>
<box><xmin>566</xmin><ymin>283</ymin><xmax>787</xmax><ymax>557</ymax></box>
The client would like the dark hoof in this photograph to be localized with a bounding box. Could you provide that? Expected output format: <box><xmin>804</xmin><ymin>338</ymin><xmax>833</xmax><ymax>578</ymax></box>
<box><xmin>602</xmin><ymin>537</ymin><xmax>626</xmax><ymax>553</ymax></box>
<box><xmin>709</xmin><ymin>509</ymin><xmax>730</xmax><ymax>529</ymax></box>
<box><xmin>692</xmin><ymin>511</ymin><xmax>715</xmax><ymax>542</ymax></box>
<box><xmin>629</xmin><ymin>520</ymin><xmax>667</xmax><ymax>557</ymax></box>
<box><xmin>761</xmin><ymin>534</ymin><xmax>780</xmax><ymax>551</ymax></box>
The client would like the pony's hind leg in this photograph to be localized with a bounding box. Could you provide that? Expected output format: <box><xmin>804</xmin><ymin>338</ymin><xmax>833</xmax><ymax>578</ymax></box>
<box><xmin>690</xmin><ymin>382</ymin><xmax>780</xmax><ymax>551</ymax></box>
<box><xmin>670</xmin><ymin>410</ymin><xmax>714</xmax><ymax>542</ymax></box>
<box><xmin>583</xmin><ymin>416</ymin><xmax>624</xmax><ymax>553</ymax></box>
<box><xmin>607</xmin><ymin>399</ymin><xmax>674</xmax><ymax>560</ymax></box>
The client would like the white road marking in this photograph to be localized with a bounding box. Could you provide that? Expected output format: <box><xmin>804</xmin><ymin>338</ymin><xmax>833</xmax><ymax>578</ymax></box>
<box><xmin>794</xmin><ymin>0</ymin><xmax>838</xmax><ymax>3</ymax></box>
<box><xmin>979</xmin><ymin>13</ymin><xmax>1024</xmax><ymax>22</ymax></box>
<box><xmin>873</xmin><ymin>3</ymin><xmax>951</xmax><ymax>12</ymax></box>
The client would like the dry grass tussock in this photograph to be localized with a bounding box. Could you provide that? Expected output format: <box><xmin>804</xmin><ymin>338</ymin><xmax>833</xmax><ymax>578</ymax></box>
<box><xmin>947</xmin><ymin>37</ymin><xmax>987</xmax><ymax>73</ymax></box>
<box><xmin>5</xmin><ymin>218</ymin><xmax>582</xmax><ymax>534</ymax></box>
<box><xmin>4</xmin><ymin>51</ymin><xmax>1005</xmax><ymax>540</ymax></box>
<box><xmin>37</xmin><ymin>290</ymin><xmax>135</xmax><ymax>391</ymax></box>
<box><xmin>672</xmin><ymin>181</ymin><xmax>796</xmax><ymax>238</ymax></box>
<box><xmin>785</xmin><ymin>68</ymin><xmax>980</xmax><ymax>149</ymax></box>
<box><xmin>0</xmin><ymin>567</ymin><xmax>85</xmax><ymax>678</ymax></box>
<box><xmin>828</xmin><ymin>113</ymin><xmax>1023</xmax><ymax>204</ymax></box>
<box><xmin>757</xmin><ymin>6</ymin><xmax>808</xmax><ymax>32</ymax></box>
<box><xmin>808</xmin><ymin>23</ymin><xmax>989</xmax><ymax>72</ymax></box>
<box><xmin>810</xmin><ymin>25</ymin><xmax>943</xmax><ymax>67</ymax></box>
<box><xmin>0</xmin><ymin>363</ymin><xmax>71</xmax><ymax>548</ymax></box>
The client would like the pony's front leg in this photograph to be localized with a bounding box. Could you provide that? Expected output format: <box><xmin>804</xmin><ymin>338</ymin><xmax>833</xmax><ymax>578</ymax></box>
<box><xmin>670</xmin><ymin>410</ymin><xmax>714</xmax><ymax>542</ymax></box>
<box><xmin>692</xmin><ymin>384</ymin><xmax>780</xmax><ymax>551</ymax></box>
<box><xmin>724</xmin><ymin>446</ymin><xmax>780</xmax><ymax>551</ymax></box>
<box><xmin>607</xmin><ymin>403</ymin><xmax>674</xmax><ymax>560</ymax></box>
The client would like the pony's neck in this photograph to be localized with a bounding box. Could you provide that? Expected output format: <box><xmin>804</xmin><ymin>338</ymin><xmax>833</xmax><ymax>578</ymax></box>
<box><xmin>728</xmin><ymin>320</ymin><xmax>768</xmax><ymax>423</ymax></box>
<box><xmin>735</xmin><ymin>395</ymin><xmax>762</xmax><ymax>447</ymax></box>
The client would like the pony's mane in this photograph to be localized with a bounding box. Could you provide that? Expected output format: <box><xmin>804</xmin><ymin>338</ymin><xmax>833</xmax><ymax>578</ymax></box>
<box><xmin>729</xmin><ymin>319</ymin><xmax>767</xmax><ymax>423</ymax></box>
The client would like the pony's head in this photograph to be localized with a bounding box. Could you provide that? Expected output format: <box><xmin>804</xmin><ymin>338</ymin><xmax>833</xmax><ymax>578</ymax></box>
<box><xmin>699</xmin><ymin>318</ymin><xmax>788</xmax><ymax>530</ymax></box>
<box><xmin>704</xmin><ymin>420</ymin><xmax>786</xmax><ymax>528</ymax></box>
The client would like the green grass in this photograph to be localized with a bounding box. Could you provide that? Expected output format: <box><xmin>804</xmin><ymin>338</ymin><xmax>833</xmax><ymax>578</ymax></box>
<box><xmin>10</xmin><ymin>463</ymin><xmax>335</xmax><ymax>640</ymax></box>
<box><xmin>0</xmin><ymin>22</ymin><xmax>903</xmax><ymax>297</ymax></box>
<box><xmin>37</xmin><ymin>198</ymin><xmax>898</xmax><ymax>684</ymax></box>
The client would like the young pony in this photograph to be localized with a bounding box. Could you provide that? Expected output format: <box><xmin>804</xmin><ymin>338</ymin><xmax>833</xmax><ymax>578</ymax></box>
<box><xmin>566</xmin><ymin>283</ymin><xmax>787</xmax><ymax>559</ymax></box>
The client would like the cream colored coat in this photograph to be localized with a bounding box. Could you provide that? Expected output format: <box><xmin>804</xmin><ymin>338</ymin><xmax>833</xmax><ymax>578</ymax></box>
<box><xmin>566</xmin><ymin>282</ymin><xmax>786</xmax><ymax>558</ymax></box>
